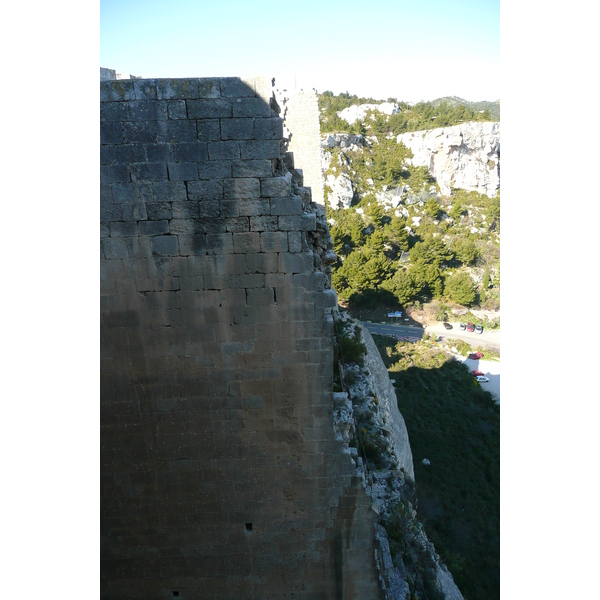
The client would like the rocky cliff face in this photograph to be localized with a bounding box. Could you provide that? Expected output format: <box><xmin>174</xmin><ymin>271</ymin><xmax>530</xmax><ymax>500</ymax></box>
<box><xmin>397</xmin><ymin>122</ymin><xmax>500</xmax><ymax>197</ymax></box>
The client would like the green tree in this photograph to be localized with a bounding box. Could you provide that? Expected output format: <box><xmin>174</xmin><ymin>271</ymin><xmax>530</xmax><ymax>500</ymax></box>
<box><xmin>423</xmin><ymin>197</ymin><xmax>442</xmax><ymax>220</ymax></box>
<box><xmin>381</xmin><ymin>268</ymin><xmax>422</xmax><ymax>305</ymax></box>
<box><xmin>453</xmin><ymin>237</ymin><xmax>479</xmax><ymax>265</ymax></box>
<box><xmin>410</xmin><ymin>235</ymin><xmax>454</xmax><ymax>266</ymax></box>
<box><xmin>383</xmin><ymin>217</ymin><xmax>409</xmax><ymax>249</ymax></box>
<box><xmin>481</xmin><ymin>265</ymin><xmax>490</xmax><ymax>303</ymax></box>
<box><xmin>445</xmin><ymin>272</ymin><xmax>476</xmax><ymax>306</ymax></box>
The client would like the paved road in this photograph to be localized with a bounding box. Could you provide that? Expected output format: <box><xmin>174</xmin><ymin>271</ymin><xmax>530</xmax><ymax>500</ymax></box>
<box><xmin>424</xmin><ymin>321</ymin><xmax>500</xmax><ymax>352</ymax></box>
<box><xmin>361</xmin><ymin>321</ymin><xmax>425</xmax><ymax>340</ymax></box>
<box><xmin>362</xmin><ymin>320</ymin><xmax>500</xmax><ymax>403</ymax></box>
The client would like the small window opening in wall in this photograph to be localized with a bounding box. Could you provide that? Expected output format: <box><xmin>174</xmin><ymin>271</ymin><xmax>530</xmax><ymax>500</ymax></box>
<box><xmin>172</xmin><ymin>592</ymin><xmax>179</xmax><ymax>597</ymax></box>
<box><xmin>273</xmin><ymin>288</ymin><xmax>277</xmax><ymax>305</ymax></box>
<box><xmin>245</xmin><ymin>522</ymin><xmax>253</xmax><ymax>532</ymax></box>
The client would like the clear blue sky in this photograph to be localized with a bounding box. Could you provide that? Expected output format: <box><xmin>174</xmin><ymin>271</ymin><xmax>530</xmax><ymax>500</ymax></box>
<box><xmin>101</xmin><ymin>0</ymin><xmax>499</xmax><ymax>103</ymax></box>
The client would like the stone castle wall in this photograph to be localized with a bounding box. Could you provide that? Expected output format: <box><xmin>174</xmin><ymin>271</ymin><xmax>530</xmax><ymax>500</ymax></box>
<box><xmin>277</xmin><ymin>89</ymin><xmax>325</xmax><ymax>207</ymax></box>
<box><xmin>100</xmin><ymin>77</ymin><xmax>383</xmax><ymax>599</ymax></box>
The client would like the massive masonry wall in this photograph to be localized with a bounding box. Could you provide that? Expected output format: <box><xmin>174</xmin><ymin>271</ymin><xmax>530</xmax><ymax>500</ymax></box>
<box><xmin>277</xmin><ymin>89</ymin><xmax>325</xmax><ymax>206</ymax></box>
<box><xmin>101</xmin><ymin>77</ymin><xmax>383</xmax><ymax>599</ymax></box>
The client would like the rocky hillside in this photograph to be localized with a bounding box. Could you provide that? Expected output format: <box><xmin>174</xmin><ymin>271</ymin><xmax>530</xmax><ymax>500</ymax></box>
<box><xmin>431</xmin><ymin>96</ymin><xmax>500</xmax><ymax>121</ymax></box>
<box><xmin>397</xmin><ymin>122</ymin><xmax>500</xmax><ymax>197</ymax></box>
<box><xmin>333</xmin><ymin>312</ymin><xmax>465</xmax><ymax>600</ymax></box>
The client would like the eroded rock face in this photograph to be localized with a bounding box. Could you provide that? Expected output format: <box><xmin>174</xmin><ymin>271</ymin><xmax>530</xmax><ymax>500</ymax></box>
<box><xmin>360</xmin><ymin>327</ymin><xmax>414</xmax><ymax>479</ymax></box>
<box><xmin>326</xmin><ymin>172</ymin><xmax>354</xmax><ymax>209</ymax></box>
<box><xmin>397</xmin><ymin>122</ymin><xmax>500</xmax><ymax>197</ymax></box>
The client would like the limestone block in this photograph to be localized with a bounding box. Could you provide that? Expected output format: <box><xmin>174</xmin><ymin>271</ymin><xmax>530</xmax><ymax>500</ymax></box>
<box><xmin>101</xmin><ymin>164</ymin><xmax>130</xmax><ymax>184</ymax></box>
<box><xmin>171</xmin><ymin>142</ymin><xmax>208</xmax><ymax>162</ymax></box>
<box><xmin>156</xmin><ymin>78</ymin><xmax>201</xmax><ymax>100</ymax></box>
<box><xmin>260</xmin><ymin>176</ymin><xmax>291</xmax><ymax>198</ymax></box>
<box><xmin>198</xmin><ymin>160</ymin><xmax>232</xmax><ymax>180</ymax></box>
<box><xmin>224</xmin><ymin>217</ymin><xmax>250</xmax><ymax>233</ymax></box>
<box><xmin>239</xmin><ymin>140</ymin><xmax>281</xmax><ymax>160</ymax></box>
<box><xmin>287</xmin><ymin>232</ymin><xmax>302</xmax><ymax>253</ymax></box>
<box><xmin>206</xmin><ymin>233</ymin><xmax>233</xmax><ymax>255</ymax></box>
<box><xmin>233</xmin><ymin>232</ymin><xmax>260</xmax><ymax>254</ymax></box>
<box><xmin>167</xmin><ymin>100</ymin><xmax>187</xmax><ymax>119</ymax></box>
<box><xmin>237</xmin><ymin>198</ymin><xmax>270</xmax><ymax>216</ymax></box>
<box><xmin>249</xmin><ymin>216</ymin><xmax>278</xmax><ymax>232</ymax></box>
<box><xmin>100</xmin><ymin>101</ymin><xmax>130</xmax><ymax>121</ymax></box>
<box><xmin>187</xmin><ymin>98</ymin><xmax>232</xmax><ymax>119</ymax></box>
<box><xmin>128</xmin><ymin>162</ymin><xmax>168</xmax><ymax>182</ymax></box>
<box><xmin>100</xmin><ymin>80</ymin><xmax>136</xmax><ymax>102</ymax></box>
<box><xmin>196</xmin><ymin>119</ymin><xmax>221</xmax><ymax>141</ymax></box>
<box><xmin>133</xmin><ymin>79</ymin><xmax>157</xmax><ymax>100</ymax></box>
<box><xmin>100</xmin><ymin>121</ymin><xmax>123</xmax><ymax>145</ymax></box>
<box><xmin>109</xmin><ymin>182</ymin><xmax>139</xmax><ymax>204</ymax></box>
<box><xmin>233</xmin><ymin>97</ymin><xmax>272</xmax><ymax>118</ymax></box>
<box><xmin>254</xmin><ymin>118</ymin><xmax>283</xmax><ymax>140</ymax></box>
<box><xmin>187</xmin><ymin>180</ymin><xmax>223</xmax><ymax>200</ymax></box>
<box><xmin>128</xmin><ymin>100</ymin><xmax>168</xmax><ymax>121</ymax></box>
<box><xmin>147</xmin><ymin>202</ymin><xmax>172</xmax><ymax>220</ymax></box>
<box><xmin>219</xmin><ymin>77</ymin><xmax>255</xmax><ymax>98</ymax></box>
<box><xmin>260</xmin><ymin>232</ymin><xmax>288</xmax><ymax>253</ymax></box>
<box><xmin>270</xmin><ymin>196</ymin><xmax>301</xmax><ymax>215</ymax></box>
<box><xmin>151</xmin><ymin>235</ymin><xmax>179</xmax><ymax>256</ymax></box>
<box><xmin>138</xmin><ymin>220</ymin><xmax>169</xmax><ymax>236</ymax></box>
<box><xmin>167</xmin><ymin>162</ymin><xmax>198</xmax><ymax>181</ymax></box>
<box><xmin>163</xmin><ymin>120</ymin><xmax>197</xmax><ymax>143</ymax></box>
<box><xmin>231</xmin><ymin>160</ymin><xmax>272</xmax><ymax>178</ymax></box>
<box><xmin>143</xmin><ymin>143</ymin><xmax>171</xmax><ymax>163</ymax></box>
<box><xmin>224</xmin><ymin>178</ymin><xmax>260</xmax><ymax>199</ymax></box>
<box><xmin>245</xmin><ymin>253</ymin><xmax>278</xmax><ymax>274</ymax></box>
<box><xmin>208</xmin><ymin>141</ymin><xmax>240</xmax><ymax>161</ymax></box>
<box><xmin>220</xmin><ymin>118</ymin><xmax>255</xmax><ymax>140</ymax></box>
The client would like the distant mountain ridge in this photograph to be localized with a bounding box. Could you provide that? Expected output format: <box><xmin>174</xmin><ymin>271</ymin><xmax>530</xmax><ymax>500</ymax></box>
<box><xmin>431</xmin><ymin>96</ymin><xmax>500</xmax><ymax>120</ymax></box>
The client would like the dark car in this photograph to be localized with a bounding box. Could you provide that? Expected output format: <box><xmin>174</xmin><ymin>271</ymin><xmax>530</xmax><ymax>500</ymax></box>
<box><xmin>459</xmin><ymin>323</ymin><xmax>466</xmax><ymax>331</ymax></box>
<box><xmin>466</xmin><ymin>322</ymin><xmax>475</xmax><ymax>332</ymax></box>
<box><xmin>475</xmin><ymin>324</ymin><xmax>484</xmax><ymax>334</ymax></box>
<box><xmin>443</xmin><ymin>322</ymin><xmax>453</xmax><ymax>330</ymax></box>
<box><xmin>468</xmin><ymin>352</ymin><xmax>484</xmax><ymax>360</ymax></box>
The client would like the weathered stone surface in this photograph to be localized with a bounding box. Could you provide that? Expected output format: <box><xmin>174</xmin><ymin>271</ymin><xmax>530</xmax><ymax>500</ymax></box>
<box><xmin>360</xmin><ymin>326</ymin><xmax>414</xmax><ymax>479</ymax></box>
<box><xmin>325</xmin><ymin>172</ymin><xmax>354</xmax><ymax>209</ymax></box>
<box><xmin>397</xmin><ymin>122</ymin><xmax>500</xmax><ymax>197</ymax></box>
<box><xmin>100</xmin><ymin>76</ymin><xmax>386</xmax><ymax>600</ymax></box>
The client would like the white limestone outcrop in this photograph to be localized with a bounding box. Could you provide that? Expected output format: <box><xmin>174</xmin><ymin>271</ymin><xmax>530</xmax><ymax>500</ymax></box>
<box><xmin>338</xmin><ymin>102</ymin><xmax>400</xmax><ymax>125</ymax></box>
<box><xmin>397</xmin><ymin>122</ymin><xmax>500</xmax><ymax>197</ymax></box>
<box><xmin>326</xmin><ymin>172</ymin><xmax>354</xmax><ymax>210</ymax></box>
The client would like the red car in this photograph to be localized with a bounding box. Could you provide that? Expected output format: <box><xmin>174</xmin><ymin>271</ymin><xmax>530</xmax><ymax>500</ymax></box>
<box><xmin>466</xmin><ymin>322</ymin><xmax>475</xmax><ymax>332</ymax></box>
<box><xmin>468</xmin><ymin>352</ymin><xmax>484</xmax><ymax>360</ymax></box>
<box><xmin>472</xmin><ymin>370</ymin><xmax>484</xmax><ymax>377</ymax></box>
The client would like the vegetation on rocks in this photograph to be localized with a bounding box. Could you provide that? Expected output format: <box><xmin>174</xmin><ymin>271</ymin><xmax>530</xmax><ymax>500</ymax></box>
<box><xmin>320</xmin><ymin>92</ymin><xmax>500</xmax><ymax>316</ymax></box>
<box><xmin>319</xmin><ymin>91</ymin><xmax>497</xmax><ymax>135</ymax></box>
<box><xmin>373</xmin><ymin>334</ymin><xmax>500</xmax><ymax>600</ymax></box>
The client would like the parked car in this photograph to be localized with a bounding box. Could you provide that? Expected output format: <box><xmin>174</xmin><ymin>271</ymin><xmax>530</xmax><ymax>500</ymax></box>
<box><xmin>459</xmin><ymin>323</ymin><xmax>466</xmax><ymax>331</ymax></box>
<box><xmin>443</xmin><ymin>322</ymin><xmax>453</xmax><ymax>330</ymax></box>
<box><xmin>471</xmin><ymin>370</ymin><xmax>484</xmax><ymax>376</ymax></box>
<box><xmin>468</xmin><ymin>352</ymin><xmax>484</xmax><ymax>360</ymax></box>
<box><xmin>475</xmin><ymin>324</ymin><xmax>484</xmax><ymax>334</ymax></box>
<box><xmin>466</xmin><ymin>322</ymin><xmax>475</xmax><ymax>332</ymax></box>
<box><xmin>475</xmin><ymin>375</ymin><xmax>489</xmax><ymax>383</ymax></box>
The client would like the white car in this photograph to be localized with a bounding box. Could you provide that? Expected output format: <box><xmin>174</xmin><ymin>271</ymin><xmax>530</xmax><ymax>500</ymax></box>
<box><xmin>475</xmin><ymin>375</ymin><xmax>489</xmax><ymax>383</ymax></box>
